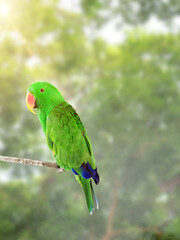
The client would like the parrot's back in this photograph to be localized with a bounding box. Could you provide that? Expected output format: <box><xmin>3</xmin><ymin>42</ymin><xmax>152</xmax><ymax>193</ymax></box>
<box><xmin>46</xmin><ymin>102</ymin><xmax>96</xmax><ymax>170</ymax></box>
<box><xmin>46</xmin><ymin>102</ymin><xmax>99</xmax><ymax>213</ymax></box>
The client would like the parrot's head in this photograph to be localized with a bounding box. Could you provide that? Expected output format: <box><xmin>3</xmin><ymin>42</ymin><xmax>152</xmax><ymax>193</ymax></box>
<box><xmin>26</xmin><ymin>82</ymin><xmax>64</xmax><ymax>115</ymax></box>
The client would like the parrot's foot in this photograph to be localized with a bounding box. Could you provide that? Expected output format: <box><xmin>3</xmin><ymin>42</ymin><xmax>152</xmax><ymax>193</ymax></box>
<box><xmin>56</xmin><ymin>165</ymin><xmax>65</xmax><ymax>173</ymax></box>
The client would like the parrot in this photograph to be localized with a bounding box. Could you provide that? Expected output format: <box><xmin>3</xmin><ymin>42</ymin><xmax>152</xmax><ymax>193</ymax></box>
<box><xmin>26</xmin><ymin>82</ymin><xmax>99</xmax><ymax>214</ymax></box>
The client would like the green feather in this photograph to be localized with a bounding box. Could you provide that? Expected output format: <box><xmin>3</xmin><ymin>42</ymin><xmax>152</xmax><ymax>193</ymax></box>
<box><xmin>27</xmin><ymin>82</ymin><xmax>99</xmax><ymax>214</ymax></box>
<box><xmin>80</xmin><ymin>178</ymin><xmax>94</xmax><ymax>215</ymax></box>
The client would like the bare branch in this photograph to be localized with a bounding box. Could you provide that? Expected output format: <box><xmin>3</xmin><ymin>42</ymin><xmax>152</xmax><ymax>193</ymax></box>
<box><xmin>0</xmin><ymin>155</ymin><xmax>65</xmax><ymax>173</ymax></box>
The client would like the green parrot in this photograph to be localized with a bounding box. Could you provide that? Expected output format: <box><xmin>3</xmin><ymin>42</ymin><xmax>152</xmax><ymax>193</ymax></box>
<box><xmin>26</xmin><ymin>82</ymin><xmax>99</xmax><ymax>214</ymax></box>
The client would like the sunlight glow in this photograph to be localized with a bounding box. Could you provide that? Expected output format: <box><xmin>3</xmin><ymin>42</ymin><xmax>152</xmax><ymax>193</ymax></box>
<box><xmin>0</xmin><ymin>4</ymin><xmax>10</xmax><ymax>17</ymax></box>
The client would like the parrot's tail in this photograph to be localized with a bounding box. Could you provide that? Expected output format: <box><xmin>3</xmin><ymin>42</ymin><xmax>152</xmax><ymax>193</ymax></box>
<box><xmin>80</xmin><ymin>177</ymin><xmax>99</xmax><ymax>215</ymax></box>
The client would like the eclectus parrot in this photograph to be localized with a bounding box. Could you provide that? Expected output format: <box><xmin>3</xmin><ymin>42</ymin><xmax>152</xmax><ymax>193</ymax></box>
<box><xmin>26</xmin><ymin>82</ymin><xmax>99</xmax><ymax>214</ymax></box>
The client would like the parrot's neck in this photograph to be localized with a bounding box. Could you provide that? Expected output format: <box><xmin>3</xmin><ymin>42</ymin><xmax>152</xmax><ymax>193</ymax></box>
<box><xmin>37</xmin><ymin>109</ymin><xmax>47</xmax><ymax>134</ymax></box>
<box><xmin>37</xmin><ymin>99</ymin><xmax>64</xmax><ymax>134</ymax></box>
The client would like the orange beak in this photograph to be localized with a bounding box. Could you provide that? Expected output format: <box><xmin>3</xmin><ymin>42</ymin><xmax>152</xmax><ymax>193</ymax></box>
<box><xmin>26</xmin><ymin>92</ymin><xmax>37</xmax><ymax>115</ymax></box>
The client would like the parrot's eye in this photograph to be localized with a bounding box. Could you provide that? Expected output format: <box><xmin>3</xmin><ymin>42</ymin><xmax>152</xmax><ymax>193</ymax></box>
<box><xmin>40</xmin><ymin>88</ymin><xmax>44</xmax><ymax>92</ymax></box>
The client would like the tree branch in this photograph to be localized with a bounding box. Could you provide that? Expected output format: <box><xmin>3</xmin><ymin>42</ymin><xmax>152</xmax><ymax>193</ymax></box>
<box><xmin>0</xmin><ymin>155</ymin><xmax>65</xmax><ymax>173</ymax></box>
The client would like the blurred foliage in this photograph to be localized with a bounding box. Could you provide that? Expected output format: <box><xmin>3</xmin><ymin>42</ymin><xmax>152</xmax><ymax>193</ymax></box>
<box><xmin>81</xmin><ymin>0</ymin><xmax>180</xmax><ymax>26</ymax></box>
<box><xmin>0</xmin><ymin>0</ymin><xmax>180</xmax><ymax>240</ymax></box>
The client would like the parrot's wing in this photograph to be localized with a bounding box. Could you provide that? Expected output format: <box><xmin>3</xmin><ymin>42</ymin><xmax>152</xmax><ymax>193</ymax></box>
<box><xmin>46</xmin><ymin>102</ymin><xmax>96</xmax><ymax>170</ymax></box>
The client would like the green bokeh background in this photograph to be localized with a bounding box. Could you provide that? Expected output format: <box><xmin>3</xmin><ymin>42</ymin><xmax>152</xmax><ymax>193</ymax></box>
<box><xmin>1</xmin><ymin>0</ymin><xmax>180</xmax><ymax>239</ymax></box>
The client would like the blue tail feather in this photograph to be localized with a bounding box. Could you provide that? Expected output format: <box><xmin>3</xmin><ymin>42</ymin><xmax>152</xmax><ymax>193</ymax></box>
<box><xmin>86</xmin><ymin>162</ymin><xmax>99</xmax><ymax>184</ymax></box>
<box><xmin>72</xmin><ymin>168</ymin><xmax>79</xmax><ymax>175</ymax></box>
<box><xmin>72</xmin><ymin>162</ymin><xmax>100</xmax><ymax>184</ymax></box>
